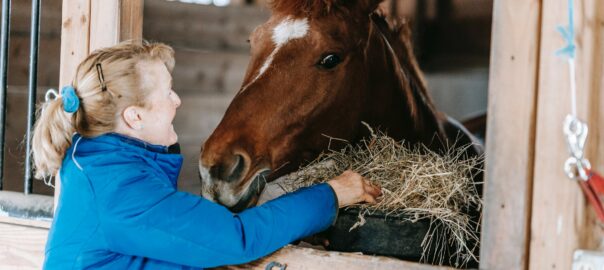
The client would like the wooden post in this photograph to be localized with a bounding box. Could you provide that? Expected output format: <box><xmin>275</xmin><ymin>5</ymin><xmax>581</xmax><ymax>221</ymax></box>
<box><xmin>479</xmin><ymin>0</ymin><xmax>541</xmax><ymax>269</ymax></box>
<box><xmin>90</xmin><ymin>0</ymin><xmax>120</xmax><ymax>51</ymax></box>
<box><xmin>57</xmin><ymin>0</ymin><xmax>91</xmax><ymax>209</ymax></box>
<box><xmin>120</xmin><ymin>0</ymin><xmax>144</xmax><ymax>41</ymax></box>
<box><xmin>59</xmin><ymin>0</ymin><xmax>90</xmax><ymax>88</ymax></box>
<box><xmin>529</xmin><ymin>0</ymin><xmax>604</xmax><ymax>269</ymax></box>
<box><xmin>60</xmin><ymin>0</ymin><xmax>143</xmax><ymax>88</ymax></box>
<box><xmin>56</xmin><ymin>0</ymin><xmax>143</xmax><ymax>208</ymax></box>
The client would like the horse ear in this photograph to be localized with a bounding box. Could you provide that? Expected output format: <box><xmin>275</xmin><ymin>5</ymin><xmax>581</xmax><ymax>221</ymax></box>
<box><xmin>269</xmin><ymin>0</ymin><xmax>383</xmax><ymax>17</ymax></box>
<box><xmin>353</xmin><ymin>0</ymin><xmax>385</xmax><ymax>15</ymax></box>
<box><xmin>270</xmin><ymin>0</ymin><xmax>340</xmax><ymax>17</ymax></box>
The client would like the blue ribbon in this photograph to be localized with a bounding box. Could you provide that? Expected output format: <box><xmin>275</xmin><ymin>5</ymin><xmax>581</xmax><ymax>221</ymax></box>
<box><xmin>61</xmin><ymin>85</ymin><xmax>80</xmax><ymax>113</ymax></box>
<box><xmin>556</xmin><ymin>0</ymin><xmax>575</xmax><ymax>59</ymax></box>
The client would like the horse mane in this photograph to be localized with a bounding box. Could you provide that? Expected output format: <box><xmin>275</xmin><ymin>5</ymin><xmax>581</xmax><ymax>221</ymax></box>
<box><xmin>370</xmin><ymin>13</ymin><xmax>446</xmax><ymax>138</ymax></box>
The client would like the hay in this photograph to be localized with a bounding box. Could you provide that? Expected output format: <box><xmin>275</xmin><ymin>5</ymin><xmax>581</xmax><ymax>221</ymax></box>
<box><xmin>275</xmin><ymin>125</ymin><xmax>483</xmax><ymax>267</ymax></box>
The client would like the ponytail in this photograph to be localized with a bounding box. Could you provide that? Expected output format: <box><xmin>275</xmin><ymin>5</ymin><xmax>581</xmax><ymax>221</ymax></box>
<box><xmin>31</xmin><ymin>96</ymin><xmax>76</xmax><ymax>179</ymax></box>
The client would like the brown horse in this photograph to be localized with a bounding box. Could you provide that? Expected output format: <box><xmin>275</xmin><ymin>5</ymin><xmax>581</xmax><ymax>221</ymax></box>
<box><xmin>199</xmin><ymin>0</ymin><xmax>482</xmax><ymax>212</ymax></box>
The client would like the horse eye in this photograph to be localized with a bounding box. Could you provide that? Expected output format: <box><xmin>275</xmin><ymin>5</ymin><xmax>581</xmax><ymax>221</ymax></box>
<box><xmin>318</xmin><ymin>54</ymin><xmax>341</xmax><ymax>69</ymax></box>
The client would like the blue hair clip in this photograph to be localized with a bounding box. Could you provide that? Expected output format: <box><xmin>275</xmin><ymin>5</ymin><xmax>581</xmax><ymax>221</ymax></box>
<box><xmin>61</xmin><ymin>85</ymin><xmax>80</xmax><ymax>113</ymax></box>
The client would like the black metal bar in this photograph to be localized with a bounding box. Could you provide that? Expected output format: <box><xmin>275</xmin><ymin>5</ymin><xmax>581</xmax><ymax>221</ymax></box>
<box><xmin>25</xmin><ymin>0</ymin><xmax>41</xmax><ymax>194</ymax></box>
<box><xmin>0</xmin><ymin>0</ymin><xmax>11</xmax><ymax>191</ymax></box>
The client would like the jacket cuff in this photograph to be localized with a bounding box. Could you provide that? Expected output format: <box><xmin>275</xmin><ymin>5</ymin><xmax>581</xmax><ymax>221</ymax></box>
<box><xmin>322</xmin><ymin>183</ymin><xmax>339</xmax><ymax>226</ymax></box>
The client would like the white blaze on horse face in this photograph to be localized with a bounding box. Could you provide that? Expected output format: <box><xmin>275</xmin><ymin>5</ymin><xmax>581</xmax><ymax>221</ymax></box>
<box><xmin>241</xmin><ymin>17</ymin><xmax>309</xmax><ymax>93</ymax></box>
<box><xmin>272</xmin><ymin>17</ymin><xmax>309</xmax><ymax>46</ymax></box>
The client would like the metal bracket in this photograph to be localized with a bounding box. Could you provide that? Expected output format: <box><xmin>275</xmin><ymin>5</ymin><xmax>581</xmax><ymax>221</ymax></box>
<box><xmin>265</xmin><ymin>261</ymin><xmax>287</xmax><ymax>270</ymax></box>
<box><xmin>572</xmin><ymin>250</ymin><xmax>604</xmax><ymax>270</ymax></box>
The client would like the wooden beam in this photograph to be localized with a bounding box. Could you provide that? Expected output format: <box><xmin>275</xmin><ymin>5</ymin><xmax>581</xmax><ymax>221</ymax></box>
<box><xmin>480</xmin><ymin>0</ymin><xmax>541</xmax><ymax>269</ymax></box>
<box><xmin>0</xmin><ymin>216</ymin><xmax>50</xmax><ymax>229</ymax></box>
<box><xmin>59</xmin><ymin>0</ymin><xmax>90</xmax><ymax>87</ymax></box>
<box><xmin>0</xmin><ymin>222</ymin><xmax>48</xmax><ymax>270</ymax></box>
<box><xmin>581</xmin><ymin>0</ymin><xmax>604</xmax><ymax>251</ymax></box>
<box><xmin>89</xmin><ymin>0</ymin><xmax>120</xmax><ymax>51</ymax></box>
<box><xmin>216</xmin><ymin>245</ymin><xmax>455</xmax><ymax>270</ymax></box>
<box><xmin>58</xmin><ymin>0</ymin><xmax>92</xmax><ymax>209</ymax></box>
<box><xmin>120</xmin><ymin>0</ymin><xmax>144</xmax><ymax>41</ymax></box>
<box><xmin>529</xmin><ymin>0</ymin><xmax>604</xmax><ymax>269</ymax></box>
<box><xmin>143</xmin><ymin>0</ymin><xmax>269</xmax><ymax>52</ymax></box>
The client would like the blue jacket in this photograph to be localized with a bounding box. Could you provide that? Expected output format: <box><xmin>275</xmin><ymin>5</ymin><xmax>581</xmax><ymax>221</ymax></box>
<box><xmin>43</xmin><ymin>133</ymin><xmax>337</xmax><ymax>269</ymax></box>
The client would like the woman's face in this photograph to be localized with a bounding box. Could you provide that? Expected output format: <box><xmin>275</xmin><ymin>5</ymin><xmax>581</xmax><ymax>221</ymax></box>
<box><xmin>136</xmin><ymin>60</ymin><xmax>181</xmax><ymax>146</ymax></box>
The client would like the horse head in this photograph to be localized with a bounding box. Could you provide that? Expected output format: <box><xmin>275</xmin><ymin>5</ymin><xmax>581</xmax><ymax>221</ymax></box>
<box><xmin>199</xmin><ymin>0</ymin><xmax>462</xmax><ymax>212</ymax></box>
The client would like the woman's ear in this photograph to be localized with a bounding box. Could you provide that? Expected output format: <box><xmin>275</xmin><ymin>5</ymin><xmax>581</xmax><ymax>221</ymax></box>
<box><xmin>122</xmin><ymin>106</ymin><xmax>144</xmax><ymax>130</ymax></box>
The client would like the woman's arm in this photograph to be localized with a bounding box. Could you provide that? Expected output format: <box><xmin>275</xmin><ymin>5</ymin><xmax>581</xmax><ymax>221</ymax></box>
<box><xmin>93</xmin><ymin>167</ymin><xmax>337</xmax><ymax>268</ymax></box>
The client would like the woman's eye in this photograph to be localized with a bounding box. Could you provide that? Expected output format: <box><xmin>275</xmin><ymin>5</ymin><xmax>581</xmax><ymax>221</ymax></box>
<box><xmin>318</xmin><ymin>54</ymin><xmax>341</xmax><ymax>69</ymax></box>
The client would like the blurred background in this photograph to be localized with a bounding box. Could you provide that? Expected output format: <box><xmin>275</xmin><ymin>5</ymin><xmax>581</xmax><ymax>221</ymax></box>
<box><xmin>4</xmin><ymin>0</ymin><xmax>491</xmax><ymax>196</ymax></box>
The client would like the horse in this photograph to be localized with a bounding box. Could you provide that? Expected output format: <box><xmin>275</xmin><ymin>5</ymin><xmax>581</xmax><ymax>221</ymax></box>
<box><xmin>198</xmin><ymin>0</ymin><xmax>482</xmax><ymax>213</ymax></box>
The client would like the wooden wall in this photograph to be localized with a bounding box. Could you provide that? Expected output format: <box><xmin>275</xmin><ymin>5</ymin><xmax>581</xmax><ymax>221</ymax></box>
<box><xmin>481</xmin><ymin>0</ymin><xmax>604</xmax><ymax>269</ymax></box>
<box><xmin>528</xmin><ymin>0</ymin><xmax>604</xmax><ymax>269</ymax></box>
<box><xmin>3</xmin><ymin>0</ymin><xmax>492</xmax><ymax>195</ymax></box>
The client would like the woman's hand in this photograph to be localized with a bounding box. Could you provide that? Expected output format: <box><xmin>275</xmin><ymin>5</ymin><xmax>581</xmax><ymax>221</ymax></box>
<box><xmin>327</xmin><ymin>170</ymin><xmax>382</xmax><ymax>208</ymax></box>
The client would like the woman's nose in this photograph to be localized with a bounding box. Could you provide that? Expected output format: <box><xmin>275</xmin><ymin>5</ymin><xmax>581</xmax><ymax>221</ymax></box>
<box><xmin>173</xmin><ymin>92</ymin><xmax>181</xmax><ymax>108</ymax></box>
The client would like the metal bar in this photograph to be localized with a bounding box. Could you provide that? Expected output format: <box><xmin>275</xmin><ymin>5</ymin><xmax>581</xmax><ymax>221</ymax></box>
<box><xmin>25</xmin><ymin>0</ymin><xmax>41</xmax><ymax>194</ymax></box>
<box><xmin>0</xmin><ymin>0</ymin><xmax>11</xmax><ymax>191</ymax></box>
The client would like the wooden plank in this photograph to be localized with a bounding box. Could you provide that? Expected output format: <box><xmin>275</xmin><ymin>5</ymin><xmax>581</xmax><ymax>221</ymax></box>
<box><xmin>8</xmin><ymin>36</ymin><xmax>61</xmax><ymax>87</ymax></box>
<box><xmin>172</xmin><ymin>48</ymin><xmax>251</xmax><ymax>95</ymax></box>
<box><xmin>59</xmin><ymin>0</ymin><xmax>90</xmax><ymax>87</ymax></box>
<box><xmin>216</xmin><ymin>245</ymin><xmax>454</xmax><ymax>270</ymax></box>
<box><xmin>580</xmin><ymin>0</ymin><xmax>604</xmax><ymax>250</ymax></box>
<box><xmin>479</xmin><ymin>0</ymin><xmax>541</xmax><ymax>269</ymax></box>
<box><xmin>0</xmin><ymin>216</ymin><xmax>51</xmax><ymax>229</ymax></box>
<box><xmin>11</xmin><ymin>0</ymin><xmax>62</xmax><ymax>38</ymax></box>
<box><xmin>59</xmin><ymin>0</ymin><xmax>92</xmax><ymax>208</ymax></box>
<box><xmin>120</xmin><ymin>0</ymin><xmax>144</xmax><ymax>41</ymax></box>
<box><xmin>143</xmin><ymin>0</ymin><xmax>270</xmax><ymax>52</ymax></box>
<box><xmin>529</xmin><ymin>0</ymin><xmax>604</xmax><ymax>269</ymax></box>
<box><xmin>89</xmin><ymin>0</ymin><xmax>144</xmax><ymax>51</ymax></box>
<box><xmin>0</xmin><ymin>222</ymin><xmax>48</xmax><ymax>270</ymax></box>
<box><xmin>90</xmin><ymin>0</ymin><xmax>120</xmax><ymax>51</ymax></box>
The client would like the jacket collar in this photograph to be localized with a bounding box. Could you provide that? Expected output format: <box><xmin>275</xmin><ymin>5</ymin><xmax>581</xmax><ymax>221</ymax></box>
<box><xmin>71</xmin><ymin>133</ymin><xmax>183</xmax><ymax>186</ymax></box>
<box><xmin>104</xmin><ymin>133</ymin><xmax>174</xmax><ymax>154</ymax></box>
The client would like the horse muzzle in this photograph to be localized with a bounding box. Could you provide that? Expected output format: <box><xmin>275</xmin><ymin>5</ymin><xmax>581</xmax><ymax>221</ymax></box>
<box><xmin>199</xmin><ymin>164</ymin><xmax>270</xmax><ymax>213</ymax></box>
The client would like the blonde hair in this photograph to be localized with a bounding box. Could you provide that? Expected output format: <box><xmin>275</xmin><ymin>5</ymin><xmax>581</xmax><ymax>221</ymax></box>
<box><xmin>32</xmin><ymin>41</ymin><xmax>175</xmax><ymax>179</ymax></box>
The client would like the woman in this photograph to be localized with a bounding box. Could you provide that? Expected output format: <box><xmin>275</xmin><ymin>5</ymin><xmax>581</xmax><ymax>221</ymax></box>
<box><xmin>33</xmin><ymin>41</ymin><xmax>381</xmax><ymax>269</ymax></box>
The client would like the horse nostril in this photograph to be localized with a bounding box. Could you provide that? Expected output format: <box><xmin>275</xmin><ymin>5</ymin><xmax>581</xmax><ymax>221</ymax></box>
<box><xmin>227</xmin><ymin>154</ymin><xmax>246</xmax><ymax>183</ymax></box>
<box><xmin>209</xmin><ymin>154</ymin><xmax>248</xmax><ymax>183</ymax></box>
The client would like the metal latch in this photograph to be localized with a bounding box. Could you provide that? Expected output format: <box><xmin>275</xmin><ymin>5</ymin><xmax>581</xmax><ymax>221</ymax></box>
<box><xmin>573</xmin><ymin>250</ymin><xmax>604</xmax><ymax>270</ymax></box>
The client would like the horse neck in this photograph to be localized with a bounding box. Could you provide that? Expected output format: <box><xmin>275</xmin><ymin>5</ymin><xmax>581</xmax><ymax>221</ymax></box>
<box><xmin>362</xmin><ymin>19</ymin><xmax>445</xmax><ymax>148</ymax></box>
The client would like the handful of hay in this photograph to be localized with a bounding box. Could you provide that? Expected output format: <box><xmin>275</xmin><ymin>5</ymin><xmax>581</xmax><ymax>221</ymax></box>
<box><xmin>260</xmin><ymin>127</ymin><xmax>483</xmax><ymax>267</ymax></box>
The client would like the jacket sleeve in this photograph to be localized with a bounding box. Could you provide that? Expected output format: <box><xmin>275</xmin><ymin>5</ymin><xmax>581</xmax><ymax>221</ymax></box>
<box><xmin>91</xmin><ymin>166</ymin><xmax>337</xmax><ymax>268</ymax></box>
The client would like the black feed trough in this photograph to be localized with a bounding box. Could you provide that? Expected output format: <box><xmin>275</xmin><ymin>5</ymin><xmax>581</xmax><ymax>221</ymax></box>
<box><xmin>325</xmin><ymin>208</ymin><xmax>478</xmax><ymax>269</ymax></box>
